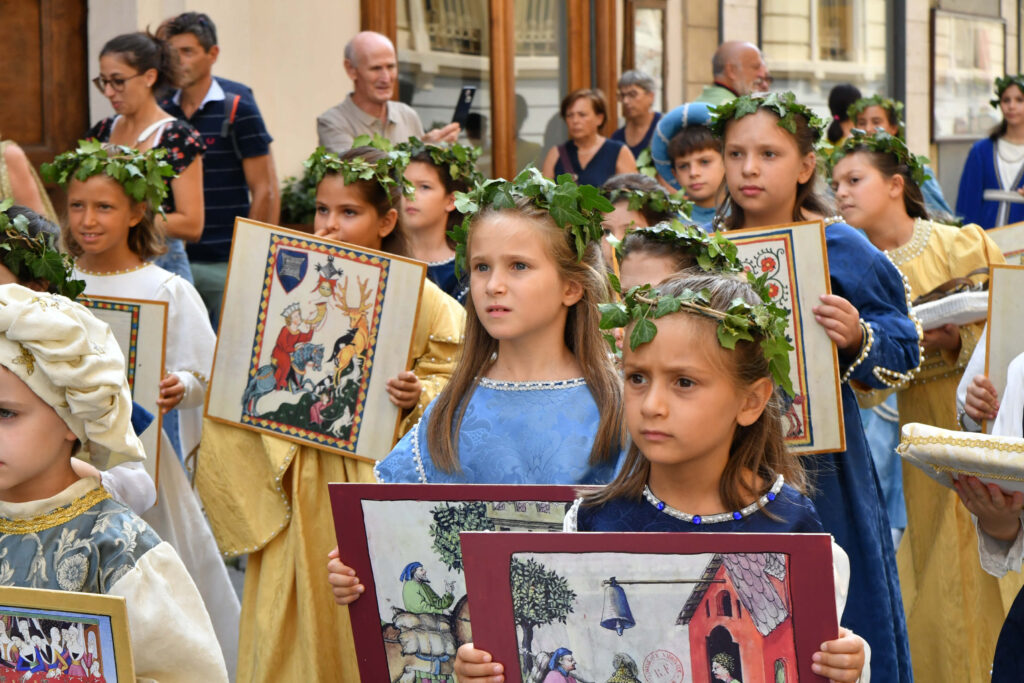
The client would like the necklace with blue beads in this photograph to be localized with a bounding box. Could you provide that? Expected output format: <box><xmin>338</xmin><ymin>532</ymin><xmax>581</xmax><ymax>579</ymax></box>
<box><xmin>642</xmin><ymin>474</ymin><xmax>785</xmax><ymax>525</ymax></box>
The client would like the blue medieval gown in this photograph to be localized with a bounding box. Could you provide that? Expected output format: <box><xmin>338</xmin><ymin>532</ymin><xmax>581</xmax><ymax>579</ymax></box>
<box><xmin>374</xmin><ymin>377</ymin><xmax>621</xmax><ymax>485</ymax></box>
<box><xmin>956</xmin><ymin>137</ymin><xmax>1024</xmax><ymax>228</ymax></box>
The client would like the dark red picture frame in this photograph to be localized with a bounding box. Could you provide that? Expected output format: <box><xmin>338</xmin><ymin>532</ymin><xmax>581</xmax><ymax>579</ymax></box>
<box><xmin>461</xmin><ymin>531</ymin><xmax>837</xmax><ymax>683</ymax></box>
<box><xmin>328</xmin><ymin>483</ymin><xmax>585</xmax><ymax>682</ymax></box>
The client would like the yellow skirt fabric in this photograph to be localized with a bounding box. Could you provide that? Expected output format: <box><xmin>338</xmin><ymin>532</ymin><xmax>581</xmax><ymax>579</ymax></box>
<box><xmin>196</xmin><ymin>419</ymin><xmax>373</xmax><ymax>682</ymax></box>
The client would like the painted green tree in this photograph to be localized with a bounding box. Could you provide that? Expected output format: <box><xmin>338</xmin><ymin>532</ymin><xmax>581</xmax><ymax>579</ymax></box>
<box><xmin>511</xmin><ymin>557</ymin><xmax>577</xmax><ymax>672</ymax></box>
<box><xmin>428</xmin><ymin>501</ymin><xmax>495</xmax><ymax>573</ymax></box>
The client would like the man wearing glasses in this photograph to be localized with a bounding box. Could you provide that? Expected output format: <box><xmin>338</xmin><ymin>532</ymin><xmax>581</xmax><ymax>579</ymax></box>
<box><xmin>156</xmin><ymin>12</ymin><xmax>278</xmax><ymax>330</ymax></box>
<box><xmin>610</xmin><ymin>70</ymin><xmax>662</xmax><ymax>161</ymax></box>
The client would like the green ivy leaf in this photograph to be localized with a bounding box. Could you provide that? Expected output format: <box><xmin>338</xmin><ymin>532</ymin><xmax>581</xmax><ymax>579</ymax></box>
<box><xmin>598</xmin><ymin>302</ymin><xmax>630</xmax><ymax>329</ymax></box>
<box><xmin>629</xmin><ymin>317</ymin><xmax>658</xmax><ymax>349</ymax></box>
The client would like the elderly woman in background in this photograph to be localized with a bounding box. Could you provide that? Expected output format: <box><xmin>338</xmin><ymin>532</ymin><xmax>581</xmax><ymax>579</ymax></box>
<box><xmin>611</xmin><ymin>70</ymin><xmax>661</xmax><ymax>160</ymax></box>
<box><xmin>542</xmin><ymin>88</ymin><xmax>636</xmax><ymax>186</ymax></box>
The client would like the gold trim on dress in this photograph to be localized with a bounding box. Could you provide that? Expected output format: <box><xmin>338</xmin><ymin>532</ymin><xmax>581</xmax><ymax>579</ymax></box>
<box><xmin>887</xmin><ymin>218</ymin><xmax>934</xmax><ymax>267</ymax></box>
<box><xmin>0</xmin><ymin>487</ymin><xmax>111</xmax><ymax>534</ymax></box>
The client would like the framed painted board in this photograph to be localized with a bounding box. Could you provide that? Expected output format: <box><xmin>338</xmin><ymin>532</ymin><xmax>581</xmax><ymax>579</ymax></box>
<box><xmin>984</xmin><ymin>264</ymin><xmax>1024</xmax><ymax>432</ymax></box>
<box><xmin>82</xmin><ymin>295</ymin><xmax>167</xmax><ymax>485</ymax></box>
<box><xmin>724</xmin><ymin>220</ymin><xmax>845</xmax><ymax>455</ymax></box>
<box><xmin>328</xmin><ymin>483</ymin><xmax>585</xmax><ymax>682</ymax></box>
<box><xmin>986</xmin><ymin>221</ymin><xmax>1024</xmax><ymax>265</ymax></box>
<box><xmin>207</xmin><ymin>219</ymin><xmax>427</xmax><ymax>461</ymax></box>
<box><xmin>0</xmin><ymin>585</ymin><xmax>134</xmax><ymax>681</ymax></box>
<box><xmin>462</xmin><ymin>531</ymin><xmax>837</xmax><ymax>683</ymax></box>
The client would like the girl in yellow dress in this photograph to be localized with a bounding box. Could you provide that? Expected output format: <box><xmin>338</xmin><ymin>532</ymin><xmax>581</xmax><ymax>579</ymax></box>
<box><xmin>832</xmin><ymin>129</ymin><xmax>1013</xmax><ymax>683</ymax></box>
<box><xmin>196</xmin><ymin>145</ymin><xmax>465</xmax><ymax>682</ymax></box>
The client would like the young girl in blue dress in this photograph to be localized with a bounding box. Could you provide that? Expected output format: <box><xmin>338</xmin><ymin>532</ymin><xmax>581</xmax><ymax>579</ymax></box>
<box><xmin>398</xmin><ymin>139</ymin><xmax>482</xmax><ymax>303</ymax></box>
<box><xmin>709</xmin><ymin>92</ymin><xmax>920</xmax><ymax>683</ymax></box>
<box><xmin>328</xmin><ymin>169</ymin><xmax>626</xmax><ymax>602</ymax></box>
<box><xmin>454</xmin><ymin>271</ymin><xmax>867</xmax><ymax>683</ymax></box>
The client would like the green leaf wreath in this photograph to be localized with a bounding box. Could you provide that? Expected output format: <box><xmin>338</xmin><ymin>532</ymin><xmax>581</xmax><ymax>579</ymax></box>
<box><xmin>992</xmin><ymin>75</ymin><xmax>1024</xmax><ymax>108</ymax></box>
<box><xmin>397</xmin><ymin>137</ymin><xmax>484</xmax><ymax>186</ymax></box>
<box><xmin>304</xmin><ymin>136</ymin><xmax>413</xmax><ymax>198</ymax></box>
<box><xmin>709</xmin><ymin>91</ymin><xmax>827</xmax><ymax>150</ymax></box>
<box><xmin>41</xmin><ymin>140</ymin><xmax>175</xmax><ymax>216</ymax></box>
<box><xmin>0</xmin><ymin>199</ymin><xmax>85</xmax><ymax>299</ymax></box>
<box><xmin>450</xmin><ymin>167</ymin><xmax>614</xmax><ymax>276</ymax></box>
<box><xmin>598</xmin><ymin>281</ymin><xmax>794</xmax><ymax>395</ymax></box>
<box><xmin>829</xmin><ymin>129</ymin><xmax>932</xmax><ymax>188</ymax></box>
<box><xmin>604</xmin><ymin>187</ymin><xmax>694</xmax><ymax>223</ymax></box>
<box><xmin>846</xmin><ymin>94</ymin><xmax>905</xmax><ymax>138</ymax></box>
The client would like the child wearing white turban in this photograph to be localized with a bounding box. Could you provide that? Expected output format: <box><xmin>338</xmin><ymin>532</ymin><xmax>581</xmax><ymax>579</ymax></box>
<box><xmin>0</xmin><ymin>283</ymin><xmax>228</xmax><ymax>682</ymax></box>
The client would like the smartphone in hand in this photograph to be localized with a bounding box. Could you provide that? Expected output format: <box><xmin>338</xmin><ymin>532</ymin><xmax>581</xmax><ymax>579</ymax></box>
<box><xmin>452</xmin><ymin>86</ymin><xmax>477</xmax><ymax>127</ymax></box>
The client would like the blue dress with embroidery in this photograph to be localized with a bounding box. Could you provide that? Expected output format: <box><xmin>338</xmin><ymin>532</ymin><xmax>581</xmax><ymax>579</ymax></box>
<box><xmin>573</xmin><ymin>479</ymin><xmax>823</xmax><ymax>533</ymax></box>
<box><xmin>374</xmin><ymin>378</ymin><xmax>620</xmax><ymax>485</ymax></box>
<box><xmin>806</xmin><ymin>221</ymin><xmax>919</xmax><ymax>683</ymax></box>
<box><xmin>427</xmin><ymin>257</ymin><xmax>468</xmax><ymax>304</ymax></box>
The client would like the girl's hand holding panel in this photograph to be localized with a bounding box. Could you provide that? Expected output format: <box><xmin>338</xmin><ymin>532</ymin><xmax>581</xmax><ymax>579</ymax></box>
<box><xmin>812</xmin><ymin>294</ymin><xmax>862</xmax><ymax>354</ymax></box>
<box><xmin>811</xmin><ymin>627</ymin><xmax>865</xmax><ymax>682</ymax></box>
<box><xmin>386</xmin><ymin>371</ymin><xmax>423</xmax><ymax>409</ymax></box>
<box><xmin>326</xmin><ymin>547</ymin><xmax>364</xmax><ymax>605</ymax></box>
<box><xmin>454</xmin><ymin>643</ymin><xmax>504</xmax><ymax>682</ymax></box>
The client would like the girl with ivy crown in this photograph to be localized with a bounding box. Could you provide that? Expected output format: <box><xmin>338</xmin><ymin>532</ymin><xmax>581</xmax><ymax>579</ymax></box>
<box><xmin>455</xmin><ymin>271</ymin><xmax>868</xmax><ymax>683</ymax></box>
<box><xmin>957</xmin><ymin>74</ymin><xmax>1024</xmax><ymax>228</ymax></box>
<box><xmin>832</xmin><ymin>129</ymin><xmax>1013</xmax><ymax>683</ymax></box>
<box><xmin>846</xmin><ymin>94</ymin><xmax>953</xmax><ymax>216</ymax></box>
<box><xmin>711</xmin><ymin>92</ymin><xmax>920</xmax><ymax>683</ymax></box>
<box><xmin>599</xmin><ymin>172</ymin><xmax>692</xmax><ymax>271</ymax></box>
<box><xmin>197</xmin><ymin>143</ymin><xmax>464</xmax><ymax>683</ymax></box>
<box><xmin>41</xmin><ymin>141</ymin><xmax>239</xmax><ymax>672</ymax></box>
<box><xmin>397</xmin><ymin>136</ymin><xmax>483</xmax><ymax>303</ymax></box>
<box><xmin>327</xmin><ymin>169</ymin><xmax>626</xmax><ymax>602</ymax></box>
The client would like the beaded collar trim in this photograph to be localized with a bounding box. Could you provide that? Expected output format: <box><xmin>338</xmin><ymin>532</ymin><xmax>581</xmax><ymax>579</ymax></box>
<box><xmin>642</xmin><ymin>474</ymin><xmax>785</xmax><ymax>525</ymax></box>
<box><xmin>477</xmin><ymin>377</ymin><xmax>588</xmax><ymax>392</ymax></box>
<box><xmin>0</xmin><ymin>487</ymin><xmax>110</xmax><ymax>535</ymax></box>
<box><xmin>886</xmin><ymin>218</ymin><xmax>933</xmax><ymax>267</ymax></box>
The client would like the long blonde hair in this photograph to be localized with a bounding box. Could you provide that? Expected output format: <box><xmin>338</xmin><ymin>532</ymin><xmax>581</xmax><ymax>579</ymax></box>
<box><xmin>425</xmin><ymin>198</ymin><xmax>624</xmax><ymax>472</ymax></box>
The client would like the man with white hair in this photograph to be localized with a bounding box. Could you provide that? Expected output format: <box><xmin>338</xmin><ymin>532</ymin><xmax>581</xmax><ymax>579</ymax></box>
<box><xmin>317</xmin><ymin>31</ymin><xmax>460</xmax><ymax>152</ymax></box>
<box><xmin>695</xmin><ymin>41</ymin><xmax>770</xmax><ymax>106</ymax></box>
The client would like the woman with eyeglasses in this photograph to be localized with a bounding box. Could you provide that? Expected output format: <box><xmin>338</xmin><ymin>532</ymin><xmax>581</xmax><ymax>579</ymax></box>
<box><xmin>87</xmin><ymin>31</ymin><xmax>205</xmax><ymax>283</ymax></box>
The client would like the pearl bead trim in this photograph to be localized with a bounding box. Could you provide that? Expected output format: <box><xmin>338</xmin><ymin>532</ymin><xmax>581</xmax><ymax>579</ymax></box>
<box><xmin>643</xmin><ymin>474</ymin><xmax>785</xmax><ymax>525</ymax></box>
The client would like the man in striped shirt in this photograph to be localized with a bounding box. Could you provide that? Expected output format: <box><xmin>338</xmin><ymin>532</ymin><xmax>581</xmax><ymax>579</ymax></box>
<box><xmin>158</xmin><ymin>12</ymin><xmax>278</xmax><ymax>329</ymax></box>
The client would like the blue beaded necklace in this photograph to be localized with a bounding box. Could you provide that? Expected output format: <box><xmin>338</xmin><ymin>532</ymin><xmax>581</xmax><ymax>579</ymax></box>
<box><xmin>642</xmin><ymin>474</ymin><xmax>785</xmax><ymax>525</ymax></box>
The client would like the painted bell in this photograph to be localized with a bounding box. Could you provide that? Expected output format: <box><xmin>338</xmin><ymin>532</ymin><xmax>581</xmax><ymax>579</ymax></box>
<box><xmin>600</xmin><ymin>578</ymin><xmax>636</xmax><ymax>636</ymax></box>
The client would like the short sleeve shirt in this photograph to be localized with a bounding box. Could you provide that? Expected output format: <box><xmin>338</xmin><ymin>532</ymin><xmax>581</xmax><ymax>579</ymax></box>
<box><xmin>160</xmin><ymin>77</ymin><xmax>274</xmax><ymax>262</ymax></box>
<box><xmin>316</xmin><ymin>94</ymin><xmax>425</xmax><ymax>153</ymax></box>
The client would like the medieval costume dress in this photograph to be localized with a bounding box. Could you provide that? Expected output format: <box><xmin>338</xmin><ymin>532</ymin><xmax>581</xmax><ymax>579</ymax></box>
<box><xmin>196</xmin><ymin>279</ymin><xmax>464</xmax><ymax>683</ymax></box>
<box><xmin>878</xmin><ymin>220</ymin><xmax>1018</xmax><ymax>683</ymax></box>
<box><xmin>426</xmin><ymin>256</ymin><xmax>468</xmax><ymax>304</ymax></box>
<box><xmin>74</xmin><ymin>264</ymin><xmax>240</xmax><ymax>677</ymax></box>
<box><xmin>375</xmin><ymin>377</ymin><xmax>621</xmax><ymax>485</ymax></box>
<box><xmin>956</xmin><ymin>137</ymin><xmax>1024</xmax><ymax>229</ymax></box>
<box><xmin>0</xmin><ymin>478</ymin><xmax>226</xmax><ymax>682</ymax></box>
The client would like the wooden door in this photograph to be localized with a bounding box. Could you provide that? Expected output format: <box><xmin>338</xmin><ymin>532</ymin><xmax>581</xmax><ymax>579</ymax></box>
<box><xmin>0</xmin><ymin>0</ymin><xmax>89</xmax><ymax>204</ymax></box>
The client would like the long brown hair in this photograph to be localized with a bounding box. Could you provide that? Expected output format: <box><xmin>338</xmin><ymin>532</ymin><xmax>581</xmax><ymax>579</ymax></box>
<box><xmin>586</xmin><ymin>272</ymin><xmax>806</xmax><ymax>510</ymax></box>
<box><xmin>717</xmin><ymin>109</ymin><xmax>834</xmax><ymax>230</ymax></box>
<box><xmin>425</xmin><ymin>198</ymin><xmax>624</xmax><ymax>472</ymax></box>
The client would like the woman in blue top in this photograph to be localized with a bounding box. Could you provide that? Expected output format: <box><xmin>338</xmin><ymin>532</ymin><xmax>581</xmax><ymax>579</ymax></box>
<box><xmin>957</xmin><ymin>75</ymin><xmax>1024</xmax><ymax>228</ymax></box>
<box><xmin>455</xmin><ymin>272</ymin><xmax>867</xmax><ymax>683</ymax></box>
<box><xmin>542</xmin><ymin>89</ymin><xmax>637</xmax><ymax>187</ymax></box>
<box><xmin>708</xmin><ymin>92</ymin><xmax>920</xmax><ymax>683</ymax></box>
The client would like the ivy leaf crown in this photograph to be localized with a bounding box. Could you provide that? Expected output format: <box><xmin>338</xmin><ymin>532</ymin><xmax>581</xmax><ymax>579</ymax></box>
<box><xmin>304</xmin><ymin>135</ymin><xmax>413</xmax><ymax>199</ymax></box>
<box><xmin>396</xmin><ymin>137</ymin><xmax>485</xmax><ymax>187</ymax></box>
<box><xmin>40</xmin><ymin>140</ymin><xmax>175</xmax><ymax>216</ymax></box>
<box><xmin>992</xmin><ymin>74</ymin><xmax>1024</xmax><ymax>108</ymax></box>
<box><xmin>612</xmin><ymin>220</ymin><xmax>741</xmax><ymax>276</ymax></box>
<box><xmin>830</xmin><ymin>128</ymin><xmax>932</xmax><ymax>188</ymax></box>
<box><xmin>598</xmin><ymin>280</ymin><xmax>795</xmax><ymax>396</ymax></box>
<box><xmin>604</xmin><ymin>187</ymin><xmax>694</xmax><ymax>224</ymax></box>
<box><xmin>846</xmin><ymin>94</ymin><xmax>905</xmax><ymax>137</ymax></box>
<box><xmin>449</xmin><ymin>167</ymin><xmax>614</xmax><ymax>277</ymax></box>
<box><xmin>0</xmin><ymin>199</ymin><xmax>86</xmax><ymax>300</ymax></box>
<box><xmin>709</xmin><ymin>91</ymin><xmax>827</xmax><ymax>150</ymax></box>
